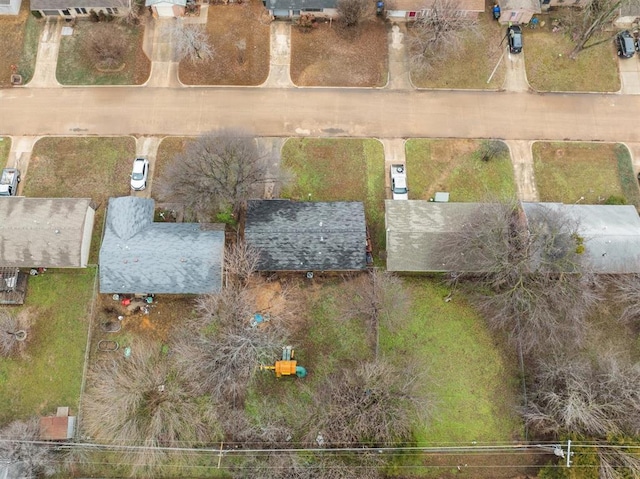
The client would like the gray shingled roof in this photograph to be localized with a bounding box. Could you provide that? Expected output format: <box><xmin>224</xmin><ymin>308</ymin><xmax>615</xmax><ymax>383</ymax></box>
<box><xmin>266</xmin><ymin>0</ymin><xmax>336</xmax><ymax>11</ymax></box>
<box><xmin>0</xmin><ymin>197</ymin><xmax>95</xmax><ymax>268</ymax></box>
<box><xmin>99</xmin><ymin>197</ymin><xmax>225</xmax><ymax>294</ymax></box>
<box><xmin>31</xmin><ymin>0</ymin><xmax>127</xmax><ymax>8</ymax></box>
<box><xmin>245</xmin><ymin>200</ymin><xmax>367</xmax><ymax>271</ymax></box>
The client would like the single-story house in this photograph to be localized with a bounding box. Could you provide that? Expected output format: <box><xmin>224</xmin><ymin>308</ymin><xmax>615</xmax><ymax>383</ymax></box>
<box><xmin>497</xmin><ymin>0</ymin><xmax>540</xmax><ymax>24</ymax></box>
<box><xmin>263</xmin><ymin>0</ymin><xmax>337</xmax><ymax>19</ymax></box>
<box><xmin>385</xmin><ymin>200</ymin><xmax>640</xmax><ymax>274</ymax></box>
<box><xmin>99</xmin><ymin>196</ymin><xmax>225</xmax><ymax>294</ymax></box>
<box><xmin>146</xmin><ymin>0</ymin><xmax>185</xmax><ymax>17</ymax></box>
<box><xmin>244</xmin><ymin>199</ymin><xmax>368</xmax><ymax>272</ymax></box>
<box><xmin>0</xmin><ymin>0</ymin><xmax>22</xmax><ymax>15</ymax></box>
<box><xmin>0</xmin><ymin>197</ymin><xmax>95</xmax><ymax>268</ymax></box>
<box><xmin>31</xmin><ymin>0</ymin><xmax>129</xmax><ymax>17</ymax></box>
<box><xmin>386</xmin><ymin>0</ymin><xmax>484</xmax><ymax>21</ymax></box>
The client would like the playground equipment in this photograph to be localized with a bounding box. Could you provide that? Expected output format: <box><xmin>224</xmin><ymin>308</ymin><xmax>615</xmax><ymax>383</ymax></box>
<box><xmin>260</xmin><ymin>346</ymin><xmax>307</xmax><ymax>378</ymax></box>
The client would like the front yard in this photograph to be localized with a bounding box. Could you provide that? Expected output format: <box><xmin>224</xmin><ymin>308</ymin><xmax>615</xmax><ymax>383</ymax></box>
<box><xmin>0</xmin><ymin>137</ymin><xmax>10</xmax><ymax>169</ymax></box>
<box><xmin>290</xmin><ymin>19</ymin><xmax>388</xmax><ymax>87</ymax></box>
<box><xmin>0</xmin><ymin>269</ymin><xmax>95</xmax><ymax>424</ymax></box>
<box><xmin>25</xmin><ymin>137</ymin><xmax>135</xmax><ymax>262</ymax></box>
<box><xmin>532</xmin><ymin>142</ymin><xmax>640</xmax><ymax>206</ymax></box>
<box><xmin>56</xmin><ymin>21</ymin><xmax>150</xmax><ymax>85</ymax></box>
<box><xmin>0</xmin><ymin>5</ymin><xmax>42</xmax><ymax>87</ymax></box>
<box><xmin>405</xmin><ymin>139</ymin><xmax>517</xmax><ymax>201</ymax></box>
<box><xmin>179</xmin><ymin>0</ymin><xmax>270</xmax><ymax>85</ymax></box>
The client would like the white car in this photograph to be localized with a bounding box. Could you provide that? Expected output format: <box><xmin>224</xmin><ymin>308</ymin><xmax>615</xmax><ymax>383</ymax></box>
<box><xmin>130</xmin><ymin>157</ymin><xmax>149</xmax><ymax>191</ymax></box>
<box><xmin>390</xmin><ymin>164</ymin><xmax>409</xmax><ymax>200</ymax></box>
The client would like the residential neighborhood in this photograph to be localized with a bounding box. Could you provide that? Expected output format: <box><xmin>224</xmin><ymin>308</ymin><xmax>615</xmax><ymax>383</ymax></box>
<box><xmin>1</xmin><ymin>0</ymin><xmax>640</xmax><ymax>476</ymax></box>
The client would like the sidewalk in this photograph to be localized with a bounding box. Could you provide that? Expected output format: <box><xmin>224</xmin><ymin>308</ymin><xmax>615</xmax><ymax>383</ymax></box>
<box><xmin>28</xmin><ymin>18</ymin><xmax>62</xmax><ymax>88</ymax></box>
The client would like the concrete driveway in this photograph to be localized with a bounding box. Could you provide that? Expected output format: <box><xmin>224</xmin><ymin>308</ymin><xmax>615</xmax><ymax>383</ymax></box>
<box><xmin>618</xmin><ymin>55</ymin><xmax>640</xmax><ymax>94</ymax></box>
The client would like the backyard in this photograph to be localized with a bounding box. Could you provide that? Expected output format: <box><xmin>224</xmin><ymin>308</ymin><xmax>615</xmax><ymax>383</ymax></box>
<box><xmin>280</xmin><ymin>138</ymin><xmax>386</xmax><ymax>253</ymax></box>
<box><xmin>0</xmin><ymin>4</ymin><xmax>42</xmax><ymax>87</ymax></box>
<box><xmin>56</xmin><ymin>21</ymin><xmax>150</xmax><ymax>85</ymax></box>
<box><xmin>405</xmin><ymin>139</ymin><xmax>517</xmax><ymax>201</ymax></box>
<box><xmin>0</xmin><ymin>269</ymin><xmax>95</xmax><ymax>424</ymax></box>
<box><xmin>24</xmin><ymin>137</ymin><xmax>136</xmax><ymax>262</ymax></box>
<box><xmin>179</xmin><ymin>0</ymin><xmax>270</xmax><ymax>85</ymax></box>
<box><xmin>524</xmin><ymin>18</ymin><xmax>619</xmax><ymax>92</ymax></box>
<box><xmin>290</xmin><ymin>19</ymin><xmax>388</xmax><ymax>87</ymax></box>
<box><xmin>532</xmin><ymin>142</ymin><xmax>640</xmax><ymax>206</ymax></box>
<box><xmin>0</xmin><ymin>137</ymin><xmax>10</xmax><ymax>168</ymax></box>
<box><xmin>409</xmin><ymin>13</ymin><xmax>506</xmax><ymax>89</ymax></box>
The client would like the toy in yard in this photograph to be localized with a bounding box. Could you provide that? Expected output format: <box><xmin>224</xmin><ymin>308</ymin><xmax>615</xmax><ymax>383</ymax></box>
<box><xmin>260</xmin><ymin>346</ymin><xmax>307</xmax><ymax>378</ymax></box>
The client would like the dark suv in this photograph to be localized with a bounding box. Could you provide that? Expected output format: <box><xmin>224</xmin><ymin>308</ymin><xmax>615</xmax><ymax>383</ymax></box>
<box><xmin>507</xmin><ymin>25</ymin><xmax>522</xmax><ymax>54</ymax></box>
<box><xmin>616</xmin><ymin>30</ymin><xmax>635</xmax><ymax>58</ymax></box>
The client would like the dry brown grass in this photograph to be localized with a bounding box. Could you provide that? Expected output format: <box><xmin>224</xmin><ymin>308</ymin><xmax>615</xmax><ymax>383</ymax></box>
<box><xmin>179</xmin><ymin>0</ymin><xmax>270</xmax><ymax>85</ymax></box>
<box><xmin>0</xmin><ymin>5</ymin><xmax>42</xmax><ymax>87</ymax></box>
<box><xmin>290</xmin><ymin>18</ymin><xmax>388</xmax><ymax>87</ymax></box>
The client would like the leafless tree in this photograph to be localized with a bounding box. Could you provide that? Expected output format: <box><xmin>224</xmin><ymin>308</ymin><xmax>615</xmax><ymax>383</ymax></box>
<box><xmin>0</xmin><ymin>418</ymin><xmax>57</xmax><ymax>478</ymax></box>
<box><xmin>84</xmin><ymin>24</ymin><xmax>128</xmax><ymax>69</ymax></box>
<box><xmin>337</xmin><ymin>0</ymin><xmax>373</xmax><ymax>27</ymax></box>
<box><xmin>166</xmin><ymin>23</ymin><xmax>214</xmax><ymax>63</ymax></box>
<box><xmin>435</xmin><ymin>200</ymin><xmax>602</xmax><ymax>353</ymax></box>
<box><xmin>155</xmin><ymin>130</ymin><xmax>269</xmax><ymax>221</ymax></box>
<box><xmin>568</xmin><ymin>0</ymin><xmax>625</xmax><ymax>58</ymax></box>
<box><xmin>224</xmin><ymin>241</ymin><xmax>262</xmax><ymax>289</ymax></box>
<box><xmin>172</xmin><ymin>287</ymin><xmax>288</xmax><ymax>405</ymax></box>
<box><xmin>82</xmin><ymin>340</ymin><xmax>218</xmax><ymax>472</ymax></box>
<box><xmin>408</xmin><ymin>0</ymin><xmax>480</xmax><ymax>72</ymax></box>
<box><xmin>0</xmin><ymin>310</ymin><xmax>25</xmax><ymax>357</ymax></box>
<box><xmin>305</xmin><ymin>360</ymin><xmax>425</xmax><ymax>446</ymax></box>
<box><xmin>609</xmin><ymin>274</ymin><xmax>640</xmax><ymax>324</ymax></box>
<box><xmin>597</xmin><ymin>447</ymin><xmax>640</xmax><ymax>479</ymax></box>
<box><xmin>523</xmin><ymin>351</ymin><xmax>640</xmax><ymax>438</ymax></box>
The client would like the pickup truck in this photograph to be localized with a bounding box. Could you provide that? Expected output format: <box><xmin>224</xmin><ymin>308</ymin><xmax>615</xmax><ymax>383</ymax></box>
<box><xmin>0</xmin><ymin>168</ymin><xmax>20</xmax><ymax>196</ymax></box>
<box><xmin>390</xmin><ymin>164</ymin><xmax>408</xmax><ymax>200</ymax></box>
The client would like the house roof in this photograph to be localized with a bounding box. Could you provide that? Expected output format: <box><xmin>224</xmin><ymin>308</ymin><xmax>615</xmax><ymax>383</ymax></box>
<box><xmin>245</xmin><ymin>200</ymin><xmax>368</xmax><ymax>271</ymax></box>
<box><xmin>0</xmin><ymin>197</ymin><xmax>94</xmax><ymax>268</ymax></box>
<box><xmin>389</xmin><ymin>0</ymin><xmax>484</xmax><ymax>13</ymax></box>
<box><xmin>31</xmin><ymin>0</ymin><xmax>128</xmax><ymax>9</ymax></box>
<box><xmin>500</xmin><ymin>0</ymin><xmax>540</xmax><ymax>13</ymax></box>
<box><xmin>386</xmin><ymin>200</ymin><xmax>640</xmax><ymax>274</ymax></box>
<box><xmin>39</xmin><ymin>415</ymin><xmax>76</xmax><ymax>441</ymax></box>
<box><xmin>266</xmin><ymin>0</ymin><xmax>336</xmax><ymax>11</ymax></box>
<box><xmin>385</xmin><ymin>200</ymin><xmax>483</xmax><ymax>272</ymax></box>
<box><xmin>522</xmin><ymin>203</ymin><xmax>640</xmax><ymax>274</ymax></box>
<box><xmin>99</xmin><ymin>197</ymin><xmax>225</xmax><ymax>294</ymax></box>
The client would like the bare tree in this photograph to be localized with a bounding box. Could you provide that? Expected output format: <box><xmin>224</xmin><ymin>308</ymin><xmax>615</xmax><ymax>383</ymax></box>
<box><xmin>84</xmin><ymin>24</ymin><xmax>128</xmax><ymax>69</ymax></box>
<box><xmin>82</xmin><ymin>340</ymin><xmax>218</xmax><ymax>472</ymax></box>
<box><xmin>156</xmin><ymin>130</ymin><xmax>269</xmax><ymax>221</ymax></box>
<box><xmin>224</xmin><ymin>241</ymin><xmax>262</xmax><ymax>289</ymax></box>
<box><xmin>0</xmin><ymin>310</ymin><xmax>26</xmax><ymax>357</ymax></box>
<box><xmin>435</xmin><ymin>200</ymin><xmax>602</xmax><ymax>353</ymax></box>
<box><xmin>568</xmin><ymin>0</ymin><xmax>624</xmax><ymax>58</ymax></box>
<box><xmin>337</xmin><ymin>0</ymin><xmax>373</xmax><ymax>27</ymax></box>
<box><xmin>172</xmin><ymin>286</ymin><xmax>288</xmax><ymax>405</ymax></box>
<box><xmin>408</xmin><ymin>0</ymin><xmax>480</xmax><ymax>72</ymax></box>
<box><xmin>0</xmin><ymin>418</ymin><xmax>57</xmax><ymax>478</ymax></box>
<box><xmin>305</xmin><ymin>360</ymin><xmax>425</xmax><ymax>446</ymax></box>
<box><xmin>610</xmin><ymin>273</ymin><xmax>640</xmax><ymax>324</ymax></box>
<box><xmin>166</xmin><ymin>22</ymin><xmax>214</xmax><ymax>63</ymax></box>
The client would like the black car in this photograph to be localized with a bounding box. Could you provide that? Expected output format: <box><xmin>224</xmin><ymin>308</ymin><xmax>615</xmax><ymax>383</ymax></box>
<box><xmin>507</xmin><ymin>25</ymin><xmax>522</xmax><ymax>54</ymax></box>
<box><xmin>616</xmin><ymin>30</ymin><xmax>635</xmax><ymax>58</ymax></box>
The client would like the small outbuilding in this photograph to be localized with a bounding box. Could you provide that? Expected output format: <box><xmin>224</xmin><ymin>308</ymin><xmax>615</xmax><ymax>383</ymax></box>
<box><xmin>39</xmin><ymin>407</ymin><xmax>76</xmax><ymax>441</ymax></box>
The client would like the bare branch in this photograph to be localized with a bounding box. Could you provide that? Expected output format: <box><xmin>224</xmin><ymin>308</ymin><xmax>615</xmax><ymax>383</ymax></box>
<box><xmin>337</xmin><ymin>0</ymin><xmax>373</xmax><ymax>27</ymax></box>
<box><xmin>165</xmin><ymin>22</ymin><xmax>214</xmax><ymax>63</ymax></box>
<box><xmin>0</xmin><ymin>418</ymin><xmax>57</xmax><ymax>478</ymax></box>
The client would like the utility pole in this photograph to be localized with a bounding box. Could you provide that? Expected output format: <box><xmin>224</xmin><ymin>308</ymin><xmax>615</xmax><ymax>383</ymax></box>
<box><xmin>566</xmin><ymin>440</ymin><xmax>573</xmax><ymax>468</ymax></box>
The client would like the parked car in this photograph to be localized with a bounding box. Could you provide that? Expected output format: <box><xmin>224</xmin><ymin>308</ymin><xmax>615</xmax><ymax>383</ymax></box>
<box><xmin>0</xmin><ymin>168</ymin><xmax>20</xmax><ymax>196</ymax></box>
<box><xmin>130</xmin><ymin>157</ymin><xmax>149</xmax><ymax>191</ymax></box>
<box><xmin>390</xmin><ymin>164</ymin><xmax>408</xmax><ymax>200</ymax></box>
<box><xmin>617</xmin><ymin>30</ymin><xmax>635</xmax><ymax>58</ymax></box>
<box><xmin>507</xmin><ymin>25</ymin><xmax>523</xmax><ymax>54</ymax></box>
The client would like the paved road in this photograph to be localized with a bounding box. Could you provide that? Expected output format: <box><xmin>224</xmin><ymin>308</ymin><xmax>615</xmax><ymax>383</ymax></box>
<box><xmin>0</xmin><ymin>87</ymin><xmax>631</xmax><ymax>140</ymax></box>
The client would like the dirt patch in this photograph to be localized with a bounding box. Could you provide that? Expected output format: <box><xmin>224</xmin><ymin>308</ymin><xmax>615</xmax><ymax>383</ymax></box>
<box><xmin>179</xmin><ymin>0</ymin><xmax>270</xmax><ymax>85</ymax></box>
<box><xmin>290</xmin><ymin>19</ymin><xmax>388</xmax><ymax>87</ymax></box>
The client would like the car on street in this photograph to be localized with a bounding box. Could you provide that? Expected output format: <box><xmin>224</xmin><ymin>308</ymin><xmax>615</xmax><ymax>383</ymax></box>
<box><xmin>130</xmin><ymin>157</ymin><xmax>149</xmax><ymax>191</ymax></box>
<box><xmin>616</xmin><ymin>30</ymin><xmax>635</xmax><ymax>58</ymax></box>
<box><xmin>507</xmin><ymin>25</ymin><xmax>523</xmax><ymax>54</ymax></box>
<box><xmin>390</xmin><ymin>164</ymin><xmax>408</xmax><ymax>200</ymax></box>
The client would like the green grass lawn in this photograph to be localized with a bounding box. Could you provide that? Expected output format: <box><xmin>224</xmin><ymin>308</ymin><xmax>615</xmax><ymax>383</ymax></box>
<box><xmin>0</xmin><ymin>137</ymin><xmax>10</xmax><ymax>169</ymax></box>
<box><xmin>410</xmin><ymin>13</ymin><xmax>506</xmax><ymax>89</ymax></box>
<box><xmin>0</xmin><ymin>269</ymin><xmax>95</xmax><ymax>424</ymax></box>
<box><xmin>281</xmin><ymin>138</ymin><xmax>386</xmax><ymax>254</ymax></box>
<box><xmin>533</xmin><ymin>142</ymin><xmax>640</xmax><ymax>206</ymax></box>
<box><xmin>25</xmin><ymin>137</ymin><xmax>135</xmax><ymax>263</ymax></box>
<box><xmin>405</xmin><ymin>139</ymin><xmax>517</xmax><ymax>201</ymax></box>
<box><xmin>380</xmin><ymin>278</ymin><xmax>522</xmax><ymax>444</ymax></box>
<box><xmin>56</xmin><ymin>21</ymin><xmax>150</xmax><ymax>85</ymax></box>
<box><xmin>0</xmin><ymin>4</ymin><xmax>43</xmax><ymax>87</ymax></box>
<box><xmin>525</xmin><ymin>28</ymin><xmax>619</xmax><ymax>92</ymax></box>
